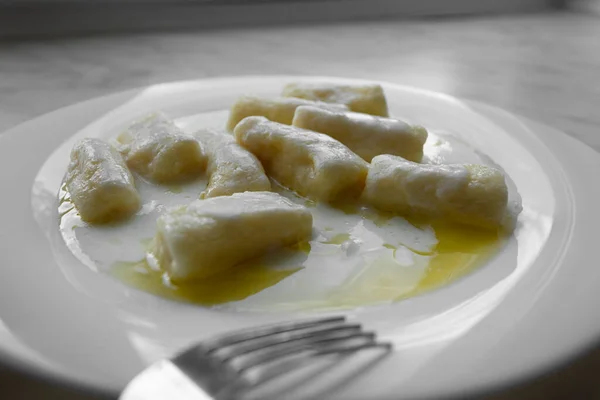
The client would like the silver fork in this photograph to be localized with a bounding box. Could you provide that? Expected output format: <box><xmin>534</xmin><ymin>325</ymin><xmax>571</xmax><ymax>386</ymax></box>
<box><xmin>120</xmin><ymin>315</ymin><xmax>391</xmax><ymax>400</ymax></box>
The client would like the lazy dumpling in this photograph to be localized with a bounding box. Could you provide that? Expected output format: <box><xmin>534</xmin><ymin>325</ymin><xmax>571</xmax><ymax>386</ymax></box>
<box><xmin>292</xmin><ymin>106</ymin><xmax>427</xmax><ymax>162</ymax></box>
<box><xmin>196</xmin><ymin>129</ymin><xmax>271</xmax><ymax>198</ymax></box>
<box><xmin>234</xmin><ymin>116</ymin><xmax>369</xmax><ymax>202</ymax></box>
<box><xmin>363</xmin><ymin>155</ymin><xmax>509</xmax><ymax>230</ymax></box>
<box><xmin>226</xmin><ymin>96</ymin><xmax>348</xmax><ymax>131</ymax></box>
<box><xmin>282</xmin><ymin>82</ymin><xmax>389</xmax><ymax>117</ymax></box>
<box><xmin>117</xmin><ymin>112</ymin><xmax>206</xmax><ymax>183</ymax></box>
<box><xmin>152</xmin><ymin>191</ymin><xmax>313</xmax><ymax>282</ymax></box>
<box><xmin>66</xmin><ymin>138</ymin><xmax>140</xmax><ymax>224</ymax></box>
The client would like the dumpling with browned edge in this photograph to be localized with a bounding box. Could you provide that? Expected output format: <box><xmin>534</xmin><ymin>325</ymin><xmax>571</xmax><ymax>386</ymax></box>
<box><xmin>363</xmin><ymin>155</ymin><xmax>509</xmax><ymax>230</ymax></box>
<box><xmin>226</xmin><ymin>96</ymin><xmax>348</xmax><ymax>131</ymax></box>
<box><xmin>152</xmin><ymin>191</ymin><xmax>313</xmax><ymax>282</ymax></box>
<box><xmin>234</xmin><ymin>116</ymin><xmax>369</xmax><ymax>202</ymax></box>
<box><xmin>282</xmin><ymin>82</ymin><xmax>389</xmax><ymax>117</ymax></box>
<box><xmin>196</xmin><ymin>129</ymin><xmax>271</xmax><ymax>198</ymax></box>
<box><xmin>292</xmin><ymin>105</ymin><xmax>427</xmax><ymax>162</ymax></box>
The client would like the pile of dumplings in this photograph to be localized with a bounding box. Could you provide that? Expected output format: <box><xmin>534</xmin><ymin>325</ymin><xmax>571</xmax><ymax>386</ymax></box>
<box><xmin>65</xmin><ymin>81</ymin><xmax>511</xmax><ymax>283</ymax></box>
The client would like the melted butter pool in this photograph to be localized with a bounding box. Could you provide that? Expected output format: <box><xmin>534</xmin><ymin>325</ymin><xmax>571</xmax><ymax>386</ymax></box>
<box><xmin>319</xmin><ymin>220</ymin><xmax>502</xmax><ymax>310</ymax></box>
<box><xmin>107</xmin><ymin>195</ymin><xmax>504</xmax><ymax>311</ymax></box>
<box><xmin>112</xmin><ymin>258</ymin><xmax>302</xmax><ymax>306</ymax></box>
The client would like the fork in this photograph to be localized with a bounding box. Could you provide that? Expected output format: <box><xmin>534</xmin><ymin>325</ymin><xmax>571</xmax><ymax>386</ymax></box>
<box><xmin>120</xmin><ymin>315</ymin><xmax>391</xmax><ymax>400</ymax></box>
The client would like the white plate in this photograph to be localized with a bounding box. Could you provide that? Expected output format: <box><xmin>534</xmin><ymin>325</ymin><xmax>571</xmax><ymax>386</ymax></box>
<box><xmin>0</xmin><ymin>76</ymin><xmax>598</xmax><ymax>400</ymax></box>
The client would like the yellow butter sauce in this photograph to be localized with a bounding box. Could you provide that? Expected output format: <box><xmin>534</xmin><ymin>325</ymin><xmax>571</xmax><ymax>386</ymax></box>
<box><xmin>111</xmin><ymin>205</ymin><xmax>504</xmax><ymax>310</ymax></box>
<box><xmin>319</xmin><ymin>220</ymin><xmax>503</xmax><ymax>309</ymax></box>
<box><xmin>407</xmin><ymin>221</ymin><xmax>503</xmax><ymax>296</ymax></box>
<box><xmin>112</xmin><ymin>258</ymin><xmax>302</xmax><ymax>306</ymax></box>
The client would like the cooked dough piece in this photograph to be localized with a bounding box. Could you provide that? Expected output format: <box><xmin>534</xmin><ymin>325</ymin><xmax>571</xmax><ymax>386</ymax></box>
<box><xmin>292</xmin><ymin>106</ymin><xmax>427</xmax><ymax>162</ymax></box>
<box><xmin>118</xmin><ymin>112</ymin><xmax>205</xmax><ymax>183</ymax></box>
<box><xmin>363</xmin><ymin>155</ymin><xmax>509</xmax><ymax>229</ymax></box>
<box><xmin>153</xmin><ymin>191</ymin><xmax>313</xmax><ymax>282</ymax></box>
<box><xmin>66</xmin><ymin>138</ymin><xmax>140</xmax><ymax>224</ymax></box>
<box><xmin>234</xmin><ymin>116</ymin><xmax>369</xmax><ymax>202</ymax></box>
<box><xmin>226</xmin><ymin>96</ymin><xmax>348</xmax><ymax>131</ymax></box>
<box><xmin>282</xmin><ymin>82</ymin><xmax>389</xmax><ymax>117</ymax></box>
<box><xmin>196</xmin><ymin>129</ymin><xmax>271</xmax><ymax>198</ymax></box>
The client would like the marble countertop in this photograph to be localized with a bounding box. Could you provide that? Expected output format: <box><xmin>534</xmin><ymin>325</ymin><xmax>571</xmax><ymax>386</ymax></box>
<box><xmin>2</xmin><ymin>9</ymin><xmax>600</xmax><ymax>399</ymax></box>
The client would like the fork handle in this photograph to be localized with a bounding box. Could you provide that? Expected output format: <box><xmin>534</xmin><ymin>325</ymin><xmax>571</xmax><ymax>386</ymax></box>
<box><xmin>120</xmin><ymin>360</ymin><xmax>215</xmax><ymax>400</ymax></box>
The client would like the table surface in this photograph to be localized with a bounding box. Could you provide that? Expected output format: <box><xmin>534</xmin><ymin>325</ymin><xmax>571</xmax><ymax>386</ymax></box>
<box><xmin>2</xmin><ymin>9</ymin><xmax>600</xmax><ymax>400</ymax></box>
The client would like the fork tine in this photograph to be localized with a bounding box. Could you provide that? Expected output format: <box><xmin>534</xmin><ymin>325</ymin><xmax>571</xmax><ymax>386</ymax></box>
<box><xmin>238</xmin><ymin>336</ymin><xmax>392</xmax><ymax>387</ymax></box>
<box><xmin>213</xmin><ymin>323</ymin><xmax>362</xmax><ymax>362</ymax></box>
<box><xmin>201</xmin><ymin>316</ymin><xmax>347</xmax><ymax>352</ymax></box>
<box><xmin>316</xmin><ymin>339</ymin><xmax>393</xmax><ymax>356</ymax></box>
<box><xmin>230</xmin><ymin>332</ymin><xmax>377</xmax><ymax>373</ymax></box>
